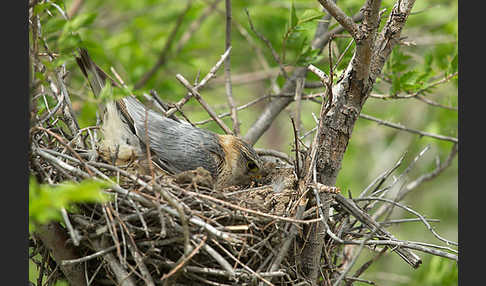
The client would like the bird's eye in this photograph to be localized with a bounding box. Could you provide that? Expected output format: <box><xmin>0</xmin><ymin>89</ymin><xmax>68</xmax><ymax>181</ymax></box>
<box><xmin>247</xmin><ymin>161</ymin><xmax>258</xmax><ymax>172</ymax></box>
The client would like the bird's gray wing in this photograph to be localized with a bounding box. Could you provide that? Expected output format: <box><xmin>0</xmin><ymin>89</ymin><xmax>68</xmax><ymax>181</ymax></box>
<box><xmin>122</xmin><ymin>96</ymin><xmax>223</xmax><ymax>177</ymax></box>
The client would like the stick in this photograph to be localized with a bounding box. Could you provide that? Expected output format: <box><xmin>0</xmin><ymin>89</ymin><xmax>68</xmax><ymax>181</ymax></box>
<box><xmin>334</xmin><ymin>194</ymin><xmax>422</xmax><ymax>268</ymax></box>
<box><xmin>161</xmin><ymin>236</ymin><xmax>208</xmax><ymax>281</ymax></box>
<box><xmin>359</xmin><ymin>113</ymin><xmax>458</xmax><ymax>143</ymax></box>
<box><xmin>175</xmin><ymin>74</ymin><xmax>234</xmax><ymax>135</ymax></box>
<box><xmin>224</xmin><ymin>0</ymin><xmax>239</xmax><ymax>136</ymax></box>
<box><xmin>165</xmin><ymin>47</ymin><xmax>232</xmax><ymax>118</ymax></box>
<box><xmin>134</xmin><ymin>0</ymin><xmax>193</xmax><ymax>89</ymax></box>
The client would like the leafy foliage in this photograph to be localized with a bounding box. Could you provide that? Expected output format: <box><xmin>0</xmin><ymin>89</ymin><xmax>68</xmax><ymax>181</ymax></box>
<box><xmin>29</xmin><ymin>177</ymin><xmax>111</xmax><ymax>232</ymax></box>
<box><xmin>282</xmin><ymin>1</ymin><xmax>326</xmax><ymax>65</ymax></box>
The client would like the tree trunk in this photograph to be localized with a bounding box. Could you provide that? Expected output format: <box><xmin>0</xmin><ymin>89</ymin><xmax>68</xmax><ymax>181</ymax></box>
<box><xmin>299</xmin><ymin>0</ymin><xmax>417</xmax><ymax>283</ymax></box>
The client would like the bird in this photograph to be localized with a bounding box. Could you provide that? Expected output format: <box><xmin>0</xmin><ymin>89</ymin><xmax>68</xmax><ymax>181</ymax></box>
<box><xmin>75</xmin><ymin>48</ymin><xmax>265</xmax><ymax>189</ymax></box>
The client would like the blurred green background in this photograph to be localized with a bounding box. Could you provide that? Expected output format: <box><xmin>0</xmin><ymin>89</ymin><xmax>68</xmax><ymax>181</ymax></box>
<box><xmin>30</xmin><ymin>0</ymin><xmax>458</xmax><ymax>285</ymax></box>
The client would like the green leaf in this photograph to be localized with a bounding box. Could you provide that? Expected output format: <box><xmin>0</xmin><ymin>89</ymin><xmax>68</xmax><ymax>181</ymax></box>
<box><xmin>390</xmin><ymin>74</ymin><xmax>400</xmax><ymax>95</ymax></box>
<box><xmin>34</xmin><ymin>71</ymin><xmax>46</xmax><ymax>83</ymax></box>
<box><xmin>433</xmin><ymin>43</ymin><xmax>456</xmax><ymax>70</ymax></box>
<box><xmin>66</xmin><ymin>12</ymin><xmax>98</xmax><ymax>32</ymax></box>
<box><xmin>51</xmin><ymin>54</ymin><xmax>72</xmax><ymax>69</ymax></box>
<box><xmin>296</xmin><ymin>44</ymin><xmax>324</xmax><ymax>66</ymax></box>
<box><xmin>43</xmin><ymin>17</ymin><xmax>66</xmax><ymax>36</ymax></box>
<box><xmin>424</xmin><ymin>52</ymin><xmax>434</xmax><ymax>73</ymax></box>
<box><xmin>299</xmin><ymin>9</ymin><xmax>326</xmax><ymax>24</ymax></box>
<box><xmin>33</xmin><ymin>2</ymin><xmax>51</xmax><ymax>15</ymax></box>
<box><xmin>289</xmin><ymin>1</ymin><xmax>298</xmax><ymax>29</ymax></box>
<box><xmin>29</xmin><ymin>177</ymin><xmax>111</xmax><ymax>232</ymax></box>
<box><xmin>78</xmin><ymin>101</ymin><xmax>98</xmax><ymax>128</ymax></box>
<box><xmin>54</xmin><ymin>280</ymin><xmax>69</xmax><ymax>286</ymax></box>
<box><xmin>113</xmin><ymin>85</ymin><xmax>133</xmax><ymax>100</ymax></box>
<box><xmin>417</xmin><ymin>257</ymin><xmax>458</xmax><ymax>286</ymax></box>
<box><xmin>56</xmin><ymin>12</ymin><xmax>97</xmax><ymax>51</ymax></box>
<box><xmin>414</xmin><ymin>71</ymin><xmax>433</xmax><ymax>92</ymax></box>
<box><xmin>400</xmin><ymin>70</ymin><xmax>418</xmax><ymax>84</ymax></box>
<box><xmin>390</xmin><ymin>47</ymin><xmax>411</xmax><ymax>73</ymax></box>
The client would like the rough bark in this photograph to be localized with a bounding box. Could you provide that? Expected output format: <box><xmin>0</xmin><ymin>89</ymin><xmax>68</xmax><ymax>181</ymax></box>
<box><xmin>299</xmin><ymin>0</ymin><xmax>417</xmax><ymax>283</ymax></box>
<box><xmin>299</xmin><ymin>63</ymin><xmax>370</xmax><ymax>283</ymax></box>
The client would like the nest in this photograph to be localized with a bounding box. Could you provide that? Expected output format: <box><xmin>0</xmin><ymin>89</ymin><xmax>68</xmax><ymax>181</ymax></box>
<box><xmin>29</xmin><ymin>102</ymin><xmax>327</xmax><ymax>285</ymax></box>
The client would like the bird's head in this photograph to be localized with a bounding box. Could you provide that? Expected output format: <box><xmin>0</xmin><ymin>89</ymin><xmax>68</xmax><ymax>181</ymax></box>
<box><xmin>216</xmin><ymin>135</ymin><xmax>266</xmax><ymax>188</ymax></box>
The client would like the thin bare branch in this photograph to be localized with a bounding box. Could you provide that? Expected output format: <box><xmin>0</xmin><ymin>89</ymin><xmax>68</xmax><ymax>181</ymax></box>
<box><xmin>175</xmin><ymin>73</ymin><xmax>234</xmax><ymax>135</ymax></box>
<box><xmin>333</xmin><ymin>229</ymin><xmax>378</xmax><ymax>286</ymax></box>
<box><xmin>356</xmin><ymin>197</ymin><xmax>458</xmax><ymax>246</ymax></box>
<box><xmin>91</xmin><ymin>238</ymin><xmax>137</xmax><ymax>286</ymax></box>
<box><xmin>359</xmin><ymin>113</ymin><xmax>458</xmax><ymax>143</ymax></box>
<box><xmin>371</xmin><ymin>0</ymin><xmax>417</xmax><ymax>80</ymax></box>
<box><xmin>62</xmin><ymin>246</ymin><xmax>117</xmax><ymax>266</ymax></box>
<box><xmin>244</xmin><ymin>8</ymin><xmax>288</xmax><ymax>79</ymax></box>
<box><xmin>134</xmin><ymin>1</ymin><xmax>193</xmax><ymax>89</ymax></box>
<box><xmin>212</xmin><ymin>239</ymin><xmax>275</xmax><ymax>286</ymax></box>
<box><xmin>165</xmin><ymin>46</ymin><xmax>232</xmax><ymax>118</ymax></box>
<box><xmin>195</xmin><ymin>94</ymin><xmax>270</xmax><ymax>125</ymax></box>
<box><xmin>334</xmin><ymin>194</ymin><xmax>422</xmax><ymax>268</ymax></box>
<box><xmin>224</xmin><ymin>0</ymin><xmax>239</xmax><ymax>135</ymax></box>
<box><xmin>61</xmin><ymin>208</ymin><xmax>81</xmax><ymax>246</ymax></box>
<box><xmin>161</xmin><ymin>236</ymin><xmax>208</xmax><ymax>281</ymax></box>
<box><xmin>316</xmin><ymin>0</ymin><xmax>359</xmax><ymax>38</ymax></box>
<box><xmin>403</xmin><ymin>143</ymin><xmax>458</xmax><ymax>194</ymax></box>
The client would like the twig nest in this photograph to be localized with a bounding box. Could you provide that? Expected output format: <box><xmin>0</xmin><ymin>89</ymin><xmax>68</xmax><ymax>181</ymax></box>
<box><xmin>227</xmin><ymin>165</ymin><xmax>299</xmax><ymax>215</ymax></box>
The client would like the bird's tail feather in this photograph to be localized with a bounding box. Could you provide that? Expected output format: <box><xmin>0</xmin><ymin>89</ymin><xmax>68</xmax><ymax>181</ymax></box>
<box><xmin>75</xmin><ymin>48</ymin><xmax>119</xmax><ymax>97</ymax></box>
<box><xmin>76</xmin><ymin>48</ymin><xmax>138</xmax><ymax>132</ymax></box>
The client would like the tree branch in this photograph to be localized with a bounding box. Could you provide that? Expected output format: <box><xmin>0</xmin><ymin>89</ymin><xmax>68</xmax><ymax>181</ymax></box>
<box><xmin>224</xmin><ymin>0</ymin><xmax>239</xmax><ymax>135</ymax></box>
<box><xmin>90</xmin><ymin>238</ymin><xmax>137</xmax><ymax>286</ymax></box>
<box><xmin>298</xmin><ymin>0</ymin><xmax>418</xmax><ymax>283</ymax></box>
<box><xmin>371</xmin><ymin>0</ymin><xmax>417</xmax><ymax>80</ymax></box>
<box><xmin>353</xmin><ymin>0</ymin><xmax>382</xmax><ymax>80</ymax></box>
<box><xmin>316</xmin><ymin>0</ymin><xmax>359</xmax><ymax>38</ymax></box>
<box><xmin>175</xmin><ymin>73</ymin><xmax>234</xmax><ymax>135</ymax></box>
<box><xmin>134</xmin><ymin>0</ymin><xmax>193</xmax><ymax>89</ymax></box>
<box><xmin>359</xmin><ymin>113</ymin><xmax>458</xmax><ymax>143</ymax></box>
